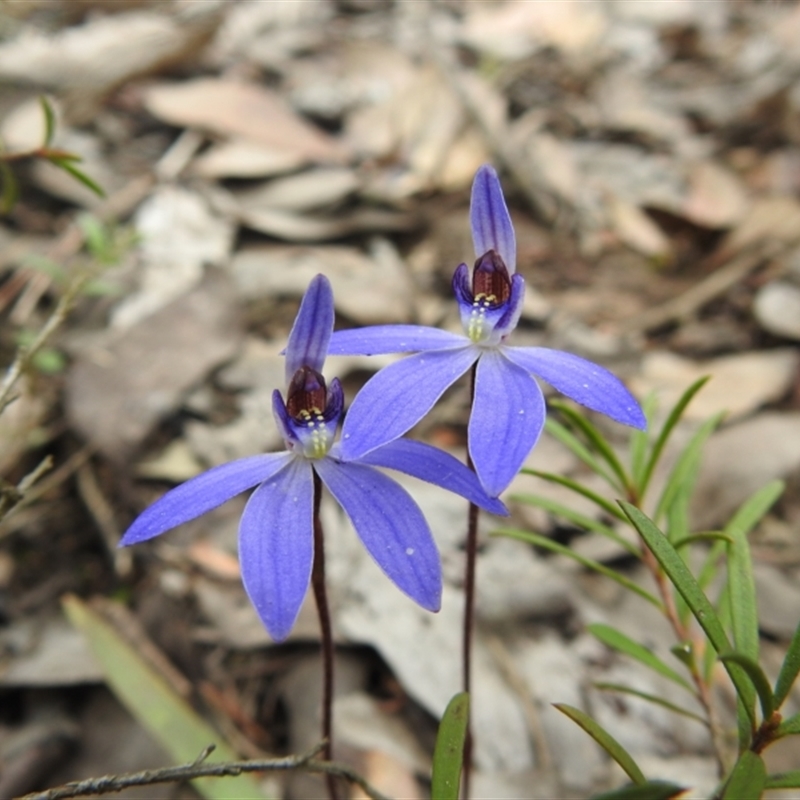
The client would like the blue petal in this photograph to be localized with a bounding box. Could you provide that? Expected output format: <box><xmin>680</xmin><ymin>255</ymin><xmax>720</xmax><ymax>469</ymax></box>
<box><xmin>469</xmin><ymin>351</ymin><xmax>545</xmax><ymax>496</ymax></box>
<box><xmin>328</xmin><ymin>325</ymin><xmax>467</xmax><ymax>356</ymax></box>
<box><xmin>120</xmin><ymin>453</ymin><xmax>294</xmax><ymax>546</ymax></box>
<box><xmin>452</xmin><ymin>263</ymin><xmax>472</xmax><ymax>307</ymax></box>
<box><xmin>493</xmin><ymin>274</ymin><xmax>525</xmax><ymax>339</ymax></box>
<box><xmin>272</xmin><ymin>389</ymin><xmax>298</xmax><ymax>447</ymax></box>
<box><xmin>356</xmin><ymin>439</ymin><xmax>508</xmax><ymax>515</ymax></box>
<box><xmin>239</xmin><ymin>459</ymin><xmax>314</xmax><ymax>642</ymax></box>
<box><xmin>340</xmin><ymin>345</ymin><xmax>479</xmax><ymax>460</ymax></box>
<box><xmin>502</xmin><ymin>347</ymin><xmax>647</xmax><ymax>430</ymax></box>
<box><xmin>470</xmin><ymin>165</ymin><xmax>516</xmax><ymax>272</ymax></box>
<box><xmin>315</xmin><ymin>458</ymin><xmax>442</xmax><ymax>611</ymax></box>
<box><xmin>285</xmin><ymin>274</ymin><xmax>334</xmax><ymax>382</ymax></box>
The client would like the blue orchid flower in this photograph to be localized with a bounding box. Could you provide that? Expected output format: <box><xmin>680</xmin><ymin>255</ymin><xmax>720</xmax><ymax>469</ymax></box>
<box><xmin>120</xmin><ymin>275</ymin><xmax>506</xmax><ymax>641</ymax></box>
<box><xmin>329</xmin><ymin>165</ymin><xmax>646</xmax><ymax>497</ymax></box>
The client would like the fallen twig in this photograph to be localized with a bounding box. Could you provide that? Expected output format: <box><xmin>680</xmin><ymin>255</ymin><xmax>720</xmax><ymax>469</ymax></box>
<box><xmin>16</xmin><ymin>742</ymin><xmax>393</xmax><ymax>800</ymax></box>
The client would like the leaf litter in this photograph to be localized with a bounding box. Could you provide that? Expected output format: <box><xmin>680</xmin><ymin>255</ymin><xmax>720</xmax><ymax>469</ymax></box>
<box><xmin>2</xmin><ymin>1</ymin><xmax>800</xmax><ymax>796</ymax></box>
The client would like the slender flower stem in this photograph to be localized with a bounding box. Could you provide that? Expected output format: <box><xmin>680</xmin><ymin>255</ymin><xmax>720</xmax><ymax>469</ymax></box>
<box><xmin>311</xmin><ymin>472</ymin><xmax>339</xmax><ymax>800</ymax></box>
<box><xmin>461</xmin><ymin>363</ymin><xmax>480</xmax><ymax>799</ymax></box>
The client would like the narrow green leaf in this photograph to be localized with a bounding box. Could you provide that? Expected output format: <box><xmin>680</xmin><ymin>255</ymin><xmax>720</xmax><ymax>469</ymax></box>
<box><xmin>721</xmin><ymin>750</ymin><xmax>766</xmax><ymax>800</ymax></box>
<box><xmin>719</xmin><ymin>652</ymin><xmax>774</xmax><ymax>720</ymax></box>
<box><xmin>549</xmin><ymin>400</ymin><xmax>631</xmax><ymax>492</ymax></box>
<box><xmin>49</xmin><ymin>157</ymin><xmax>105</xmax><ymax>197</ymax></box>
<box><xmin>640</xmin><ymin>376</ymin><xmax>711</xmax><ymax>498</ymax></box>
<box><xmin>671</xmin><ymin>532</ymin><xmax>732</xmax><ymax>549</ymax></box>
<box><xmin>726</xmin><ymin>482</ymin><xmax>783</xmax><ymax>667</ymax></box>
<box><xmin>1</xmin><ymin>160</ymin><xmax>19</xmax><ymax>214</ymax></box>
<box><xmin>63</xmin><ymin>596</ymin><xmax>269</xmax><ymax>800</ymax></box>
<box><xmin>431</xmin><ymin>692</ymin><xmax>469</xmax><ymax>800</ymax></box>
<box><xmin>39</xmin><ymin>95</ymin><xmax>56</xmax><ymax>147</ymax></box>
<box><xmin>588</xmin><ymin>624</ymin><xmax>692</xmax><ymax>691</ymax></box>
<box><xmin>496</xmin><ymin>529</ymin><xmax>662</xmax><ymax>609</ymax></box>
<box><xmin>775</xmin><ymin>617</ymin><xmax>800</xmax><ymax>709</ymax></box>
<box><xmin>554</xmin><ymin>704</ymin><xmax>646</xmax><ymax>785</ymax></box>
<box><xmin>766</xmin><ymin>771</ymin><xmax>800</xmax><ymax>790</ymax></box>
<box><xmin>510</xmin><ymin>492</ymin><xmax>638</xmax><ymax>555</ymax></box>
<box><xmin>544</xmin><ymin>418</ymin><xmax>620</xmax><ymax>490</ymax></box>
<box><xmin>654</xmin><ymin>412</ymin><xmax>724</xmax><ymax>525</ymax></box>
<box><xmin>593</xmin><ymin>683</ymin><xmax>706</xmax><ymax>725</ymax></box>
<box><xmin>620</xmin><ymin>503</ymin><xmax>756</xmax><ymax>728</ymax></box>
<box><xmin>629</xmin><ymin>394</ymin><xmax>657</xmax><ymax>492</ymax></box>
<box><xmin>590</xmin><ymin>781</ymin><xmax>686</xmax><ymax>800</ymax></box>
<box><xmin>776</xmin><ymin>713</ymin><xmax>800</xmax><ymax>737</ymax></box>
<box><xmin>521</xmin><ymin>468</ymin><xmax>627</xmax><ymax>521</ymax></box>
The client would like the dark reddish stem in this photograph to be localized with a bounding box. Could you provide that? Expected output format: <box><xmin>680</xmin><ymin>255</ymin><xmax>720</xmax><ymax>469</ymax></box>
<box><xmin>461</xmin><ymin>362</ymin><xmax>480</xmax><ymax>800</ymax></box>
<box><xmin>311</xmin><ymin>472</ymin><xmax>339</xmax><ymax>800</ymax></box>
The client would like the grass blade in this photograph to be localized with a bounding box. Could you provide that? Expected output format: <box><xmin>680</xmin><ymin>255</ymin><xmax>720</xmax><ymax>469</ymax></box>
<box><xmin>39</xmin><ymin>95</ymin><xmax>56</xmax><ymax>147</ymax></box>
<box><xmin>719</xmin><ymin>652</ymin><xmax>774</xmax><ymax>720</ymax></box>
<box><xmin>544</xmin><ymin>418</ymin><xmax>620</xmax><ymax>490</ymax></box>
<box><xmin>593</xmin><ymin>683</ymin><xmax>706</xmax><ymax>724</ymax></box>
<box><xmin>549</xmin><ymin>400</ymin><xmax>631</xmax><ymax>492</ymax></box>
<box><xmin>766</xmin><ymin>771</ymin><xmax>800</xmax><ymax>790</ymax></box>
<box><xmin>521</xmin><ymin>468</ymin><xmax>627</xmax><ymax>521</ymax></box>
<box><xmin>49</xmin><ymin>156</ymin><xmax>106</xmax><ymax>197</ymax></box>
<box><xmin>63</xmin><ymin>595</ymin><xmax>269</xmax><ymax>800</ymax></box>
<box><xmin>590</xmin><ymin>781</ymin><xmax>686</xmax><ymax>800</ymax></box>
<box><xmin>588</xmin><ymin>624</ymin><xmax>692</xmax><ymax>691</ymax></box>
<box><xmin>554</xmin><ymin>704</ymin><xmax>646</xmax><ymax>785</ymax></box>
<box><xmin>620</xmin><ymin>503</ymin><xmax>756</xmax><ymax>728</ymax></box>
<box><xmin>776</xmin><ymin>713</ymin><xmax>800</xmax><ymax>737</ymax></box>
<box><xmin>721</xmin><ymin>750</ymin><xmax>766</xmax><ymax>800</ymax></box>
<box><xmin>496</xmin><ymin>528</ymin><xmax>662</xmax><ymax>609</ymax></box>
<box><xmin>511</xmin><ymin>492</ymin><xmax>638</xmax><ymax>555</ymax></box>
<box><xmin>671</xmin><ymin>532</ymin><xmax>732</xmax><ymax>549</ymax></box>
<box><xmin>640</xmin><ymin>376</ymin><xmax>710</xmax><ymax>498</ymax></box>
<box><xmin>775</xmin><ymin>617</ymin><xmax>800</xmax><ymax>709</ymax></box>
<box><xmin>654</xmin><ymin>412</ymin><xmax>724</xmax><ymax>525</ymax></box>
<box><xmin>431</xmin><ymin>693</ymin><xmax>469</xmax><ymax>800</ymax></box>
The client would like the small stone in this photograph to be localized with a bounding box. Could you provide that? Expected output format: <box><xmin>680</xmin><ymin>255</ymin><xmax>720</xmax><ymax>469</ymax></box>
<box><xmin>754</xmin><ymin>281</ymin><xmax>800</xmax><ymax>341</ymax></box>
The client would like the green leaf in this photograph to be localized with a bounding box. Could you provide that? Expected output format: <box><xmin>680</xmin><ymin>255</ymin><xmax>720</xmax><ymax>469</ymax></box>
<box><xmin>510</xmin><ymin>492</ymin><xmax>638</xmax><ymax>555</ymax></box>
<box><xmin>776</xmin><ymin>713</ymin><xmax>800</xmax><ymax>737</ymax></box>
<box><xmin>63</xmin><ymin>595</ymin><xmax>270</xmax><ymax>800</ymax></box>
<box><xmin>544</xmin><ymin>418</ymin><xmax>620</xmax><ymax>490</ymax></box>
<box><xmin>775</xmin><ymin>617</ymin><xmax>800</xmax><ymax>709</ymax></box>
<box><xmin>554</xmin><ymin>704</ymin><xmax>646</xmax><ymax>785</ymax></box>
<box><xmin>593</xmin><ymin>683</ymin><xmax>706</xmax><ymax>725</ymax></box>
<box><xmin>654</xmin><ymin>412</ymin><xmax>724</xmax><ymax>525</ymax></box>
<box><xmin>520</xmin><ymin>468</ymin><xmax>627</xmax><ymax>521</ymax></box>
<box><xmin>588</xmin><ymin>624</ymin><xmax>692</xmax><ymax>691</ymax></box>
<box><xmin>629</xmin><ymin>394</ymin><xmax>657</xmax><ymax>492</ymax></box>
<box><xmin>496</xmin><ymin>529</ymin><xmax>662</xmax><ymax>609</ymax></box>
<box><xmin>549</xmin><ymin>400</ymin><xmax>631</xmax><ymax>493</ymax></box>
<box><xmin>620</xmin><ymin>503</ymin><xmax>756</xmax><ymax>729</ymax></box>
<box><xmin>639</xmin><ymin>376</ymin><xmax>710</xmax><ymax>498</ymax></box>
<box><xmin>719</xmin><ymin>652</ymin><xmax>774</xmax><ymax>720</ymax></box>
<box><xmin>726</xmin><ymin>482</ymin><xmax>783</xmax><ymax>666</ymax></box>
<box><xmin>1</xmin><ymin>160</ymin><xmax>19</xmax><ymax>214</ymax></box>
<box><xmin>431</xmin><ymin>692</ymin><xmax>469</xmax><ymax>800</ymax></box>
<box><xmin>721</xmin><ymin>750</ymin><xmax>766</xmax><ymax>800</ymax></box>
<box><xmin>671</xmin><ymin>532</ymin><xmax>732</xmax><ymax>549</ymax></box>
<box><xmin>49</xmin><ymin>156</ymin><xmax>105</xmax><ymax>197</ymax></box>
<box><xmin>590</xmin><ymin>781</ymin><xmax>686</xmax><ymax>800</ymax></box>
<box><xmin>39</xmin><ymin>95</ymin><xmax>56</xmax><ymax>147</ymax></box>
<box><xmin>766</xmin><ymin>771</ymin><xmax>800</xmax><ymax>789</ymax></box>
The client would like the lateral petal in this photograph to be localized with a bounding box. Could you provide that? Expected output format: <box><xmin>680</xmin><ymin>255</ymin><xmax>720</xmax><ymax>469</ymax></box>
<box><xmin>239</xmin><ymin>459</ymin><xmax>314</xmax><ymax>642</ymax></box>
<box><xmin>340</xmin><ymin>346</ymin><xmax>479</xmax><ymax>460</ymax></box>
<box><xmin>120</xmin><ymin>453</ymin><xmax>293</xmax><ymax>546</ymax></box>
<box><xmin>315</xmin><ymin>459</ymin><xmax>442</xmax><ymax>611</ymax></box>
<box><xmin>285</xmin><ymin>274</ymin><xmax>334</xmax><ymax>382</ymax></box>
<box><xmin>356</xmin><ymin>439</ymin><xmax>508</xmax><ymax>514</ymax></box>
<box><xmin>470</xmin><ymin>164</ymin><xmax>516</xmax><ymax>272</ymax></box>
<box><xmin>328</xmin><ymin>325</ymin><xmax>467</xmax><ymax>356</ymax></box>
<box><xmin>469</xmin><ymin>351</ymin><xmax>545</xmax><ymax>496</ymax></box>
<box><xmin>503</xmin><ymin>346</ymin><xmax>646</xmax><ymax>429</ymax></box>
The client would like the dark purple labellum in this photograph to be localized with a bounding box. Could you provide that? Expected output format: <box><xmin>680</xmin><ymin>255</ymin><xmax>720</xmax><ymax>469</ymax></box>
<box><xmin>286</xmin><ymin>366</ymin><xmax>327</xmax><ymax>420</ymax></box>
<box><xmin>472</xmin><ymin>250</ymin><xmax>511</xmax><ymax>306</ymax></box>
